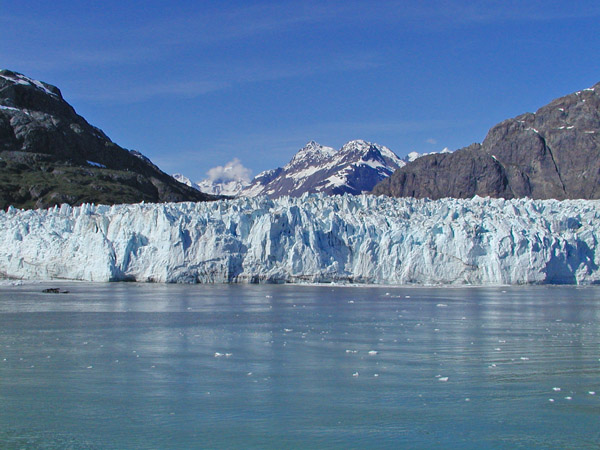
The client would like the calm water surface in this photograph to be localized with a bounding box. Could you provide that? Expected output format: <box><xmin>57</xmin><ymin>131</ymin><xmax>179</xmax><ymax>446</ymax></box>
<box><xmin>0</xmin><ymin>283</ymin><xmax>599</xmax><ymax>449</ymax></box>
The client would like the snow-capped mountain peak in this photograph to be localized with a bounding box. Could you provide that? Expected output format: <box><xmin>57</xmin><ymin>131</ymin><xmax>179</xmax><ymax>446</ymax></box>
<box><xmin>288</xmin><ymin>141</ymin><xmax>337</xmax><ymax>167</ymax></box>
<box><xmin>241</xmin><ymin>139</ymin><xmax>405</xmax><ymax>198</ymax></box>
<box><xmin>172</xmin><ymin>173</ymin><xmax>197</xmax><ymax>189</ymax></box>
<box><xmin>337</xmin><ymin>140</ymin><xmax>404</xmax><ymax>167</ymax></box>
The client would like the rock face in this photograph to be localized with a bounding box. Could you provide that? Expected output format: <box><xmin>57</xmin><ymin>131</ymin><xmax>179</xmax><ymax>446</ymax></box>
<box><xmin>242</xmin><ymin>140</ymin><xmax>405</xmax><ymax>198</ymax></box>
<box><xmin>1</xmin><ymin>195</ymin><xmax>599</xmax><ymax>285</ymax></box>
<box><xmin>372</xmin><ymin>82</ymin><xmax>600</xmax><ymax>200</ymax></box>
<box><xmin>0</xmin><ymin>69</ymin><xmax>214</xmax><ymax>209</ymax></box>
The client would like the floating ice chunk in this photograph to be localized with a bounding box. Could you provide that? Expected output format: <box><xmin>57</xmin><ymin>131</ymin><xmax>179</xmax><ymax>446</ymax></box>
<box><xmin>553</xmin><ymin>387</ymin><xmax>561</xmax><ymax>391</ymax></box>
<box><xmin>549</xmin><ymin>399</ymin><xmax>555</xmax><ymax>402</ymax></box>
<box><xmin>520</xmin><ymin>357</ymin><xmax>529</xmax><ymax>361</ymax></box>
<box><xmin>436</xmin><ymin>303</ymin><xmax>448</xmax><ymax>307</ymax></box>
<box><xmin>589</xmin><ymin>391</ymin><xmax>596</xmax><ymax>395</ymax></box>
<box><xmin>214</xmin><ymin>352</ymin><xmax>224</xmax><ymax>357</ymax></box>
<box><xmin>345</xmin><ymin>349</ymin><xmax>358</xmax><ymax>354</ymax></box>
<box><xmin>438</xmin><ymin>377</ymin><xmax>449</xmax><ymax>382</ymax></box>
<box><xmin>352</xmin><ymin>372</ymin><xmax>359</xmax><ymax>377</ymax></box>
<box><xmin>565</xmin><ymin>396</ymin><xmax>572</xmax><ymax>400</ymax></box>
<box><xmin>368</xmin><ymin>350</ymin><xmax>378</xmax><ymax>355</ymax></box>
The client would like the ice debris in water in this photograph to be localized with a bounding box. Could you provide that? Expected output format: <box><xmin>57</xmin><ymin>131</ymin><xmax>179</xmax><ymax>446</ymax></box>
<box><xmin>1</xmin><ymin>194</ymin><xmax>600</xmax><ymax>284</ymax></box>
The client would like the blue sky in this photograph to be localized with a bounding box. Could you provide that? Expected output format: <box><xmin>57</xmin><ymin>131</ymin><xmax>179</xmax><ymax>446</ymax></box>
<box><xmin>2</xmin><ymin>1</ymin><xmax>599</xmax><ymax>182</ymax></box>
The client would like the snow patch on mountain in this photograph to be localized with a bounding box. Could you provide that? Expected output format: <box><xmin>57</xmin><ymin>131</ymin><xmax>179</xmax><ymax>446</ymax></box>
<box><xmin>0</xmin><ymin>71</ymin><xmax>60</xmax><ymax>97</ymax></box>
<box><xmin>1</xmin><ymin>195</ymin><xmax>599</xmax><ymax>285</ymax></box>
<box><xmin>406</xmin><ymin>147</ymin><xmax>453</xmax><ymax>162</ymax></box>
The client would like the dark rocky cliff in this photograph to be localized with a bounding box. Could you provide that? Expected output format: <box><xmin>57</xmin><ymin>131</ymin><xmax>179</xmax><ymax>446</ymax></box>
<box><xmin>372</xmin><ymin>82</ymin><xmax>600</xmax><ymax>199</ymax></box>
<box><xmin>0</xmin><ymin>70</ymin><xmax>215</xmax><ymax>209</ymax></box>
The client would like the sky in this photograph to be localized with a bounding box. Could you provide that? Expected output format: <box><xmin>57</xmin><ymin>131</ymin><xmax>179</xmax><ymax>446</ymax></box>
<box><xmin>1</xmin><ymin>1</ymin><xmax>599</xmax><ymax>182</ymax></box>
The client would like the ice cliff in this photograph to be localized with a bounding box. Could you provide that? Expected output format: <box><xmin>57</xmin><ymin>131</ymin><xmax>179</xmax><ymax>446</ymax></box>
<box><xmin>1</xmin><ymin>195</ymin><xmax>599</xmax><ymax>285</ymax></box>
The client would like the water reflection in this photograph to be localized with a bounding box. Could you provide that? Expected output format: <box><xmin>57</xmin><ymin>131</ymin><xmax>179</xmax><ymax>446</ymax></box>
<box><xmin>0</xmin><ymin>284</ymin><xmax>599</xmax><ymax>449</ymax></box>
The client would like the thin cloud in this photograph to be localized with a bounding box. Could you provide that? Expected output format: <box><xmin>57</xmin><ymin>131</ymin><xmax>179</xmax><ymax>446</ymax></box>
<box><xmin>69</xmin><ymin>80</ymin><xmax>229</xmax><ymax>103</ymax></box>
<box><xmin>4</xmin><ymin>1</ymin><xmax>598</xmax><ymax>74</ymax></box>
<box><xmin>66</xmin><ymin>52</ymin><xmax>381</xmax><ymax>104</ymax></box>
<box><xmin>426</xmin><ymin>138</ymin><xmax>437</xmax><ymax>145</ymax></box>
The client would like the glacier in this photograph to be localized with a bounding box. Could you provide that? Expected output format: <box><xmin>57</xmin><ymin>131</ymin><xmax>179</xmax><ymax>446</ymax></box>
<box><xmin>0</xmin><ymin>195</ymin><xmax>599</xmax><ymax>285</ymax></box>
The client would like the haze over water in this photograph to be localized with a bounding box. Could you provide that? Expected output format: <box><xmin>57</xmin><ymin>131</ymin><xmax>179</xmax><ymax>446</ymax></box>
<box><xmin>1</xmin><ymin>283</ymin><xmax>599</xmax><ymax>449</ymax></box>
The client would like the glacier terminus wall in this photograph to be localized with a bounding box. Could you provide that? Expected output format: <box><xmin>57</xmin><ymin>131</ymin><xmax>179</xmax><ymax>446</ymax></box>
<box><xmin>1</xmin><ymin>195</ymin><xmax>599</xmax><ymax>285</ymax></box>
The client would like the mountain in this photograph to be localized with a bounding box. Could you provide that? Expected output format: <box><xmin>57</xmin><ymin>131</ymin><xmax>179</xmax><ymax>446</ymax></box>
<box><xmin>372</xmin><ymin>82</ymin><xmax>600</xmax><ymax>200</ymax></box>
<box><xmin>0</xmin><ymin>69</ymin><xmax>215</xmax><ymax>209</ymax></box>
<box><xmin>173</xmin><ymin>172</ymin><xmax>250</xmax><ymax>197</ymax></box>
<box><xmin>2</xmin><ymin>195</ymin><xmax>598</xmax><ymax>284</ymax></box>
<box><xmin>242</xmin><ymin>140</ymin><xmax>405</xmax><ymax>197</ymax></box>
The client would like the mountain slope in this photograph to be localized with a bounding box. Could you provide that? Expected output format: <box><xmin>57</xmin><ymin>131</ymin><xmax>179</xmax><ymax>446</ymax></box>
<box><xmin>372</xmin><ymin>82</ymin><xmax>600</xmax><ymax>200</ymax></box>
<box><xmin>242</xmin><ymin>140</ymin><xmax>405</xmax><ymax>197</ymax></box>
<box><xmin>0</xmin><ymin>69</ymin><xmax>215</xmax><ymax>209</ymax></box>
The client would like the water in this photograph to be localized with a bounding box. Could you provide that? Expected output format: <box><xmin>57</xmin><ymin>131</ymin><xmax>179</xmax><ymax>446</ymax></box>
<box><xmin>0</xmin><ymin>283</ymin><xmax>599</xmax><ymax>449</ymax></box>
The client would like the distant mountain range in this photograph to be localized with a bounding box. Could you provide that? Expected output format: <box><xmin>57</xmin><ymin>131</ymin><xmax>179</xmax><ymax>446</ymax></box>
<box><xmin>3</xmin><ymin>68</ymin><xmax>599</xmax><ymax>209</ymax></box>
<box><xmin>179</xmin><ymin>140</ymin><xmax>446</xmax><ymax>198</ymax></box>
<box><xmin>372</xmin><ymin>82</ymin><xmax>600</xmax><ymax>199</ymax></box>
<box><xmin>0</xmin><ymin>69</ymin><xmax>214</xmax><ymax>209</ymax></box>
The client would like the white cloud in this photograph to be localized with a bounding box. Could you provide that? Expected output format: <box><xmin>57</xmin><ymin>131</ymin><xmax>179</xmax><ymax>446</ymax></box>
<box><xmin>205</xmin><ymin>158</ymin><xmax>252</xmax><ymax>183</ymax></box>
<box><xmin>426</xmin><ymin>138</ymin><xmax>437</xmax><ymax>145</ymax></box>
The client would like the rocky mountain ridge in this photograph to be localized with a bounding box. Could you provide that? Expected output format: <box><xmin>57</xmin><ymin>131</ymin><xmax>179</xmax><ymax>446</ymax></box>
<box><xmin>372</xmin><ymin>82</ymin><xmax>600</xmax><ymax>199</ymax></box>
<box><xmin>0</xmin><ymin>69</ymin><xmax>214</xmax><ymax>209</ymax></box>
